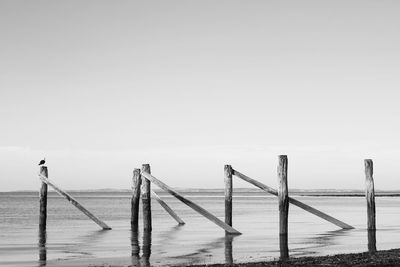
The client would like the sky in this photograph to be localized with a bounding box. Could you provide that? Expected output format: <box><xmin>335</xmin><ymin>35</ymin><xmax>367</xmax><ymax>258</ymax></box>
<box><xmin>1</xmin><ymin>1</ymin><xmax>400</xmax><ymax>191</ymax></box>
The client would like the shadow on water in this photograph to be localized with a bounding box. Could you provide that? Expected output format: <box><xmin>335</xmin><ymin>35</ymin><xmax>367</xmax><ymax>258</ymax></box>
<box><xmin>38</xmin><ymin>228</ymin><xmax>47</xmax><ymax>266</ymax></box>
<box><xmin>168</xmin><ymin>234</ymin><xmax>237</xmax><ymax>266</ymax></box>
<box><xmin>130</xmin><ymin>227</ymin><xmax>236</xmax><ymax>266</ymax></box>
<box><xmin>291</xmin><ymin>229</ymin><xmax>354</xmax><ymax>257</ymax></box>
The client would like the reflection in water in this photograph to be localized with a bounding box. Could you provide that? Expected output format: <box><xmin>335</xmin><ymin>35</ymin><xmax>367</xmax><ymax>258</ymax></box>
<box><xmin>368</xmin><ymin>229</ymin><xmax>376</xmax><ymax>253</ymax></box>
<box><xmin>279</xmin><ymin>234</ymin><xmax>289</xmax><ymax>260</ymax></box>
<box><xmin>224</xmin><ymin>234</ymin><xmax>233</xmax><ymax>266</ymax></box>
<box><xmin>38</xmin><ymin>228</ymin><xmax>47</xmax><ymax>266</ymax></box>
<box><xmin>142</xmin><ymin>231</ymin><xmax>152</xmax><ymax>267</ymax></box>
<box><xmin>130</xmin><ymin>230</ymin><xmax>152</xmax><ymax>267</ymax></box>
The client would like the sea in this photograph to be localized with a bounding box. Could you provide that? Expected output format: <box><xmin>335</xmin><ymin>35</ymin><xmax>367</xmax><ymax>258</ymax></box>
<box><xmin>1</xmin><ymin>189</ymin><xmax>400</xmax><ymax>267</ymax></box>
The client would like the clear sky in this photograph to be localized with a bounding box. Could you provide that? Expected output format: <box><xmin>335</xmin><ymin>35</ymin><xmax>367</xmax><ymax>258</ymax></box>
<box><xmin>1</xmin><ymin>1</ymin><xmax>400</xmax><ymax>191</ymax></box>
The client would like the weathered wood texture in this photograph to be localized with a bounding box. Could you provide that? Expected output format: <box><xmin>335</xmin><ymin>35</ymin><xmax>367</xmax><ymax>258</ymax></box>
<box><xmin>39</xmin><ymin>166</ymin><xmax>48</xmax><ymax>231</ymax></box>
<box><xmin>278</xmin><ymin>155</ymin><xmax>289</xmax><ymax>235</ymax></box>
<box><xmin>131</xmin><ymin>168</ymin><xmax>142</xmax><ymax>232</ymax></box>
<box><xmin>141</xmin><ymin>164</ymin><xmax>152</xmax><ymax>232</ymax></box>
<box><xmin>151</xmin><ymin>190</ymin><xmax>185</xmax><ymax>225</ymax></box>
<box><xmin>365</xmin><ymin>159</ymin><xmax>376</xmax><ymax>230</ymax></box>
<box><xmin>278</xmin><ymin>155</ymin><xmax>289</xmax><ymax>259</ymax></box>
<box><xmin>38</xmin><ymin>174</ymin><xmax>111</xmax><ymax>230</ymax></box>
<box><xmin>279</xmin><ymin>233</ymin><xmax>289</xmax><ymax>260</ymax></box>
<box><xmin>232</xmin><ymin>169</ymin><xmax>354</xmax><ymax>229</ymax></box>
<box><xmin>224</xmin><ymin>165</ymin><xmax>233</xmax><ymax>227</ymax></box>
<box><xmin>141</xmin><ymin>171</ymin><xmax>241</xmax><ymax>235</ymax></box>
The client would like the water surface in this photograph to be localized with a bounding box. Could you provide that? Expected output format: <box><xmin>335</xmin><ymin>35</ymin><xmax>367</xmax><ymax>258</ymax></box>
<box><xmin>1</xmin><ymin>190</ymin><xmax>400</xmax><ymax>266</ymax></box>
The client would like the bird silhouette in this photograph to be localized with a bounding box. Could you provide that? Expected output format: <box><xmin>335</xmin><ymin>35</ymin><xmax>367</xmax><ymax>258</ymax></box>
<box><xmin>38</xmin><ymin>158</ymin><xmax>46</xmax><ymax>166</ymax></box>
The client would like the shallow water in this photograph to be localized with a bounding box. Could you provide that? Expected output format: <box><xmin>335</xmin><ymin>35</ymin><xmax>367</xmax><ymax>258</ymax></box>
<box><xmin>1</xmin><ymin>190</ymin><xmax>400</xmax><ymax>266</ymax></box>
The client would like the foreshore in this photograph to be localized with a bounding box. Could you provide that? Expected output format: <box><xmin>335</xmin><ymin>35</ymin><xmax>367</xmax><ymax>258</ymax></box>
<box><xmin>186</xmin><ymin>248</ymin><xmax>400</xmax><ymax>267</ymax></box>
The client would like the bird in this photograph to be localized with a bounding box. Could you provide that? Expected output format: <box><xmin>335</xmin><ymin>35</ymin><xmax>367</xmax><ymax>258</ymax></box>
<box><xmin>38</xmin><ymin>158</ymin><xmax>46</xmax><ymax>166</ymax></box>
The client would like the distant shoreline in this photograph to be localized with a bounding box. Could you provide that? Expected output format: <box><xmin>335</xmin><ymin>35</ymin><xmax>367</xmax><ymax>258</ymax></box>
<box><xmin>2</xmin><ymin>188</ymin><xmax>400</xmax><ymax>197</ymax></box>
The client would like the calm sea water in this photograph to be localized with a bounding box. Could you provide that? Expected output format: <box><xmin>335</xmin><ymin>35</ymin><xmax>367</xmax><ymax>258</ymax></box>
<box><xmin>1</xmin><ymin>190</ymin><xmax>400</xmax><ymax>267</ymax></box>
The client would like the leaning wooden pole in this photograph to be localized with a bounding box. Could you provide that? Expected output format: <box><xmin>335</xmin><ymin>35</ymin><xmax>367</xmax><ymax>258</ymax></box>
<box><xmin>365</xmin><ymin>159</ymin><xmax>376</xmax><ymax>252</ymax></box>
<box><xmin>225</xmin><ymin>165</ymin><xmax>233</xmax><ymax>227</ymax></box>
<box><xmin>232</xmin><ymin>168</ymin><xmax>354</xmax><ymax>229</ymax></box>
<box><xmin>131</xmin><ymin>168</ymin><xmax>142</xmax><ymax>232</ymax></box>
<box><xmin>141</xmin><ymin>171</ymin><xmax>241</xmax><ymax>235</ymax></box>
<box><xmin>278</xmin><ymin>155</ymin><xmax>289</xmax><ymax>259</ymax></box>
<box><xmin>38</xmin><ymin>174</ymin><xmax>111</xmax><ymax>230</ymax></box>
<box><xmin>141</xmin><ymin>164</ymin><xmax>152</xmax><ymax>232</ymax></box>
<box><xmin>151</xmin><ymin>190</ymin><xmax>185</xmax><ymax>225</ymax></box>
<box><xmin>39</xmin><ymin>166</ymin><xmax>48</xmax><ymax>232</ymax></box>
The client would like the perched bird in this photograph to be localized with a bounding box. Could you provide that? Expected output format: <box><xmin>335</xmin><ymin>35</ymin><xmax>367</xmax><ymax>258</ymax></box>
<box><xmin>38</xmin><ymin>158</ymin><xmax>46</xmax><ymax>166</ymax></box>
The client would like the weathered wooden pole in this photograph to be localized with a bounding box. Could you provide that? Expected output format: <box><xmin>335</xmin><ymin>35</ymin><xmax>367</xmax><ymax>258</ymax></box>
<box><xmin>278</xmin><ymin>155</ymin><xmax>289</xmax><ymax>259</ymax></box>
<box><xmin>151</xmin><ymin>190</ymin><xmax>185</xmax><ymax>225</ymax></box>
<box><xmin>141</xmin><ymin>164</ymin><xmax>152</xmax><ymax>232</ymax></box>
<box><xmin>365</xmin><ymin>159</ymin><xmax>376</xmax><ymax>230</ymax></box>
<box><xmin>131</xmin><ymin>169</ymin><xmax>142</xmax><ymax>232</ymax></box>
<box><xmin>225</xmin><ymin>165</ymin><xmax>233</xmax><ymax>227</ymax></box>
<box><xmin>39</xmin><ymin>166</ymin><xmax>48</xmax><ymax>232</ymax></box>
<box><xmin>365</xmin><ymin>159</ymin><xmax>376</xmax><ymax>252</ymax></box>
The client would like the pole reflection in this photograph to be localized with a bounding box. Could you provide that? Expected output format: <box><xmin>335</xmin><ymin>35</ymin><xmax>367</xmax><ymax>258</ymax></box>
<box><xmin>141</xmin><ymin>230</ymin><xmax>152</xmax><ymax>267</ymax></box>
<box><xmin>38</xmin><ymin>228</ymin><xmax>47</xmax><ymax>266</ymax></box>
<box><xmin>131</xmin><ymin>230</ymin><xmax>141</xmax><ymax>266</ymax></box>
<box><xmin>224</xmin><ymin>234</ymin><xmax>233</xmax><ymax>266</ymax></box>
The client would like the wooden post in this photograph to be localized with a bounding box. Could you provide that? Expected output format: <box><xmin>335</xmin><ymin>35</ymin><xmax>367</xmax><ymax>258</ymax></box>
<box><xmin>131</xmin><ymin>169</ymin><xmax>141</xmax><ymax>232</ymax></box>
<box><xmin>141</xmin><ymin>171</ymin><xmax>241</xmax><ymax>235</ymax></box>
<box><xmin>278</xmin><ymin>155</ymin><xmax>289</xmax><ymax>259</ymax></box>
<box><xmin>365</xmin><ymin>159</ymin><xmax>376</xmax><ymax>252</ymax></box>
<box><xmin>151</xmin><ymin>190</ymin><xmax>185</xmax><ymax>225</ymax></box>
<box><xmin>225</xmin><ymin>165</ymin><xmax>233</xmax><ymax>227</ymax></box>
<box><xmin>38</xmin><ymin>174</ymin><xmax>111</xmax><ymax>230</ymax></box>
<box><xmin>365</xmin><ymin>159</ymin><xmax>376</xmax><ymax>230</ymax></box>
<box><xmin>39</xmin><ymin>166</ymin><xmax>48</xmax><ymax>232</ymax></box>
<box><xmin>232</xmin><ymin>169</ymin><xmax>354</xmax><ymax>229</ymax></box>
<box><xmin>141</xmin><ymin>164</ymin><xmax>152</xmax><ymax>232</ymax></box>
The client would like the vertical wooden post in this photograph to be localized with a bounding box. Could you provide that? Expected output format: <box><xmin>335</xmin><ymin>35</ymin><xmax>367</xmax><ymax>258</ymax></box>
<box><xmin>131</xmin><ymin>169</ymin><xmax>141</xmax><ymax>232</ymax></box>
<box><xmin>141</xmin><ymin>164</ymin><xmax>152</xmax><ymax>232</ymax></box>
<box><xmin>278</xmin><ymin>155</ymin><xmax>289</xmax><ymax>259</ymax></box>
<box><xmin>39</xmin><ymin>166</ymin><xmax>48</xmax><ymax>232</ymax></box>
<box><xmin>225</xmin><ymin>165</ymin><xmax>233</xmax><ymax>227</ymax></box>
<box><xmin>365</xmin><ymin>159</ymin><xmax>376</xmax><ymax>252</ymax></box>
<box><xmin>365</xmin><ymin>159</ymin><xmax>376</xmax><ymax>230</ymax></box>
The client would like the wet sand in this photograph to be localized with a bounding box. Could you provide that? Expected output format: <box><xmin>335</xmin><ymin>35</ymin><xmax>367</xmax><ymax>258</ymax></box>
<box><xmin>76</xmin><ymin>248</ymin><xmax>400</xmax><ymax>267</ymax></box>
